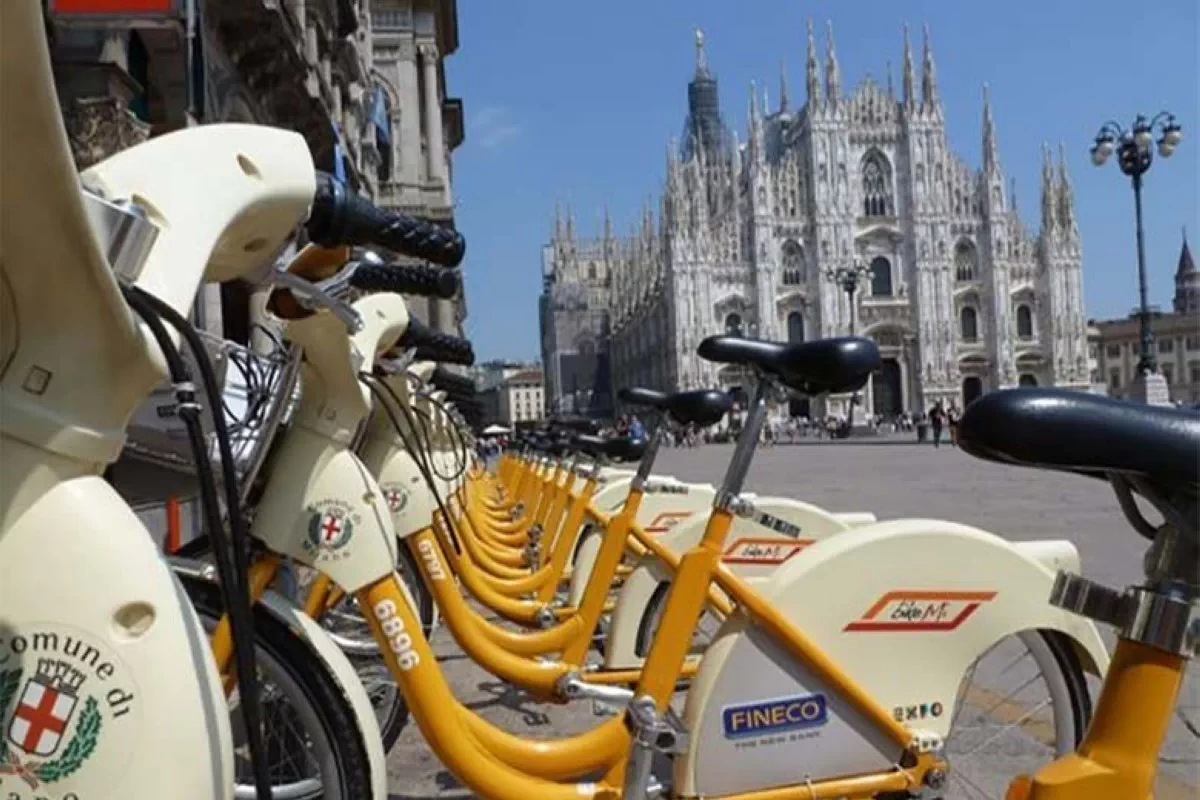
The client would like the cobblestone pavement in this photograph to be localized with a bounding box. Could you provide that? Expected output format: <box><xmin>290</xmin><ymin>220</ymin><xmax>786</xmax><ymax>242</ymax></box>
<box><xmin>385</xmin><ymin>438</ymin><xmax>1198</xmax><ymax>798</ymax></box>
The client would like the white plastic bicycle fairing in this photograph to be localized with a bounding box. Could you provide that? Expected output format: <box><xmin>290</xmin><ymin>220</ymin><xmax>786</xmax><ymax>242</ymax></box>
<box><xmin>1</xmin><ymin>2</ymin><xmax>322</xmax><ymax>795</ymax></box>
<box><xmin>359</xmin><ymin>373</ymin><xmax>438</xmax><ymax>540</ymax></box>
<box><xmin>253</xmin><ymin>295</ymin><xmax>410</xmax><ymax>592</ymax></box>
<box><xmin>676</xmin><ymin>518</ymin><xmax>1110</xmax><ymax>796</ymax></box>
<box><xmin>601</xmin><ymin>495</ymin><xmax>859</xmax><ymax>669</ymax></box>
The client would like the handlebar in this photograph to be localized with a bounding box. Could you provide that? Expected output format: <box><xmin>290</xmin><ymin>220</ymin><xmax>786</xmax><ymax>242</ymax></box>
<box><xmin>306</xmin><ymin>173</ymin><xmax>465</xmax><ymax>267</ymax></box>
<box><xmin>348</xmin><ymin>261</ymin><xmax>460</xmax><ymax>299</ymax></box>
<box><xmin>430</xmin><ymin>365</ymin><xmax>477</xmax><ymax>397</ymax></box>
<box><xmin>397</xmin><ymin>319</ymin><xmax>475</xmax><ymax>366</ymax></box>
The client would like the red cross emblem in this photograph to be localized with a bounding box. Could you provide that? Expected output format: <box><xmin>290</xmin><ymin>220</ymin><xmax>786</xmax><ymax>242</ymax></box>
<box><xmin>319</xmin><ymin>514</ymin><xmax>343</xmax><ymax>542</ymax></box>
<box><xmin>307</xmin><ymin>506</ymin><xmax>354</xmax><ymax>551</ymax></box>
<box><xmin>384</xmin><ymin>489</ymin><xmax>405</xmax><ymax>512</ymax></box>
<box><xmin>8</xmin><ymin>678</ymin><xmax>76</xmax><ymax>757</ymax></box>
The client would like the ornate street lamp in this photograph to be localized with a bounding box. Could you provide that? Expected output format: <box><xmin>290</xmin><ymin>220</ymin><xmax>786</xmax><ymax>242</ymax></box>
<box><xmin>1090</xmin><ymin>112</ymin><xmax>1183</xmax><ymax>380</ymax></box>
<box><xmin>825</xmin><ymin>260</ymin><xmax>872</xmax><ymax>433</ymax></box>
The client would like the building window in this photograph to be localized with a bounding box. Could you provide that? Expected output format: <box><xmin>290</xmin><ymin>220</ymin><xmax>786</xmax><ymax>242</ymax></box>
<box><xmin>1110</xmin><ymin>370</ymin><xmax>1121</xmax><ymax>389</ymax></box>
<box><xmin>861</xmin><ymin>150</ymin><xmax>894</xmax><ymax>217</ymax></box>
<box><xmin>1159</xmin><ymin>338</ymin><xmax>1175</xmax><ymax>354</ymax></box>
<box><xmin>960</xmin><ymin>306</ymin><xmax>979</xmax><ymax>342</ymax></box>
<box><xmin>954</xmin><ymin>240</ymin><xmax>977</xmax><ymax>282</ymax></box>
<box><xmin>1163</xmin><ymin>364</ymin><xmax>1174</xmax><ymax>384</ymax></box>
<box><xmin>781</xmin><ymin>240</ymin><xmax>804</xmax><ymax>286</ymax></box>
<box><xmin>1106</xmin><ymin>344</ymin><xmax>1120</xmax><ymax>358</ymax></box>
<box><xmin>725</xmin><ymin>313</ymin><xmax>743</xmax><ymax>335</ymax></box>
<box><xmin>1016</xmin><ymin>304</ymin><xmax>1034</xmax><ymax>340</ymax></box>
<box><xmin>1191</xmin><ymin>363</ymin><xmax>1200</xmax><ymax>384</ymax></box>
<box><xmin>869</xmin><ymin>257</ymin><xmax>893</xmax><ymax>297</ymax></box>
<box><xmin>1186</xmin><ymin>335</ymin><xmax>1200</xmax><ymax>350</ymax></box>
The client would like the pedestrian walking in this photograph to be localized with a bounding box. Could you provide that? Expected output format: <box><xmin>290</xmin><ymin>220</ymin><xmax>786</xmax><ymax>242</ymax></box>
<box><xmin>928</xmin><ymin>401</ymin><xmax>946</xmax><ymax>448</ymax></box>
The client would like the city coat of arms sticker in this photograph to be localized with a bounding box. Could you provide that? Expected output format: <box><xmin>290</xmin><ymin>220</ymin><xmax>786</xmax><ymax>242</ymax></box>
<box><xmin>0</xmin><ymin>625</ymin><xmax>138</xmax><ymax>795</ymax></box>
<box><xmin>379</xmin><ymin>482</ymin><xmax>410</xmax><ymax>514</ymax></box>
<box><xmin>303</xmin><ymin>499</ymin><xmax>362</xmax><ymax>562</ymax></box>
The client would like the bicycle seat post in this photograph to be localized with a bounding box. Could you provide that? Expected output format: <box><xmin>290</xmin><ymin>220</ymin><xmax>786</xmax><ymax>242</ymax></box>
<box><xmin>629</xmin><ymin>426</ymin><xmax>666</xmax><ymax>494</ymax></box>
<box><xmin>714</xmin><ymin>374</ymin><xmax>770</xmax><ymax>512</ymax></box>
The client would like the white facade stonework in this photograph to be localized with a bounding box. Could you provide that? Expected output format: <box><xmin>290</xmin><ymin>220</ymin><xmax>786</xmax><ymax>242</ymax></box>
<box><xmin>541</xmin><ymin>24</ymin><xmax>1090</xmax><ymax>418</ymax></box>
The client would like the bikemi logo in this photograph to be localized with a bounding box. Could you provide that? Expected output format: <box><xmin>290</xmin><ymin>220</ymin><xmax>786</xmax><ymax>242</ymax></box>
<box><xmin>644</xmin><ymin>512</ymin><xmax>693</xmax><ymax>534</ymax></box>
<box><xmin>0</xmin><ymin>629</ymin><xmax>137</xmax><ymax>793</ymax></box>
<box><xmin>843</xmin><ymin>590</ymin><xmax>998</xmax><ymax>632</ymax></box>
<box><xmin>722</xmin><ymin>537</ymin><xmax>813</xmax><ymax>566</ymax></box>
<box><xmin>304</xmin><ymin>499</ymin><xmax>361</xmax><ymax>562</ymax></box>
<box><xmin>721</xmin><ymin>693</ymin><xmax>828</xmax><ymax>741</ymax></box>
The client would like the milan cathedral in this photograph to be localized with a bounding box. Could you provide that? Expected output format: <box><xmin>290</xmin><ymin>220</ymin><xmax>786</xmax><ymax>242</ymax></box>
<box><xmin>539</xmin><ymin>23</ymin><xmax>1089</xmax><ymax>420</ymax></box>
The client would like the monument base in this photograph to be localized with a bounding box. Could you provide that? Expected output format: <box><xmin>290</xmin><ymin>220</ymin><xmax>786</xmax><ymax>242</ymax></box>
<box><xmin>1129</xmin><ymin>371</ymin><xmax>1172</xmax><ymax>406</ymax></box>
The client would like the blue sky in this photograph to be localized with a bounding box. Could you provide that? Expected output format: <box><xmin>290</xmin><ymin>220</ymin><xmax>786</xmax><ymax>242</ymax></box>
<box><xmin>447</xmin><ymin>0</ymin><xmax>1198</xmax><ymax>362</ymax></box>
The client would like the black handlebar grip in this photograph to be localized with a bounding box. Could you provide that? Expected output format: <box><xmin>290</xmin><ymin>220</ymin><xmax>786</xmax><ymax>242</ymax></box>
<box><xmin>431</xmin><ymin>365</ymin><xmax>477</xmax><ymax>396</ymax></box>
<box><xmin>398</xmin><ymin>319</ymin><xmax>476</xmax><ymax>366</ymax></box>
<box><xmin>307</xmin><ymin>173</ymin><xmax>466</xmax><ymax>267</ymax></box>
<box><xmin>349</xmin><ymin>262</ymin><xmax>460</xmax><ymax>299</ymax></box>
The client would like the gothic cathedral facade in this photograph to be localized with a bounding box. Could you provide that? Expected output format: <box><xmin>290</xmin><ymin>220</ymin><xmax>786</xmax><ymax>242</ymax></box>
<box><xmin>540</xmin><ymin>23</ymin><xmax>1089</xmax><ymax>420</ymax></box>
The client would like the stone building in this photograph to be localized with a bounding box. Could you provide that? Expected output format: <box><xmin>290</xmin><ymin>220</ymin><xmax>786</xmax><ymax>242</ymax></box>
<box><xmin>476</xmin><ymin>364</ymin><xmax>545</xmax><ymax>428</ymax></box>
<box><xmin>1090</xmin><ymin>233</ymin><xmax>1200</xmax><ymax>404</ymax></box>
<box><xmin>541</xmin><ymin>24</ymin><xmax>1090</xmax><ymax>420</ymax></box>
<box><xmin>42</xmin><ymin>1</ymin><xmax>464</xmax><ymax>516</ymax></box>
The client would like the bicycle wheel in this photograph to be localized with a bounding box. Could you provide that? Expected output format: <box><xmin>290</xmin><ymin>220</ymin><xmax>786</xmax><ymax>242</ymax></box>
<box><xmin>183</xmin><ymin>575</ymin><xmax>373</xmax><ymax>800</ymax></box>
<box><xmin>931</xmin><ymin>629</ymin><xmax>1091</xmax><ymax>800</ymax></box>
<box><xmin>312</xmin><ymin>548</ymin><xmax>433</xmax><ymax>751</ymax></box>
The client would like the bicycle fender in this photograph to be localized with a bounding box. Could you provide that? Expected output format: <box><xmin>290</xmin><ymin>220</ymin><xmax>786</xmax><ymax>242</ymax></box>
<box><xmin>675</xmin><ymin>519</ymin><xmax>1110</xmax><ymax>797</ymax></box>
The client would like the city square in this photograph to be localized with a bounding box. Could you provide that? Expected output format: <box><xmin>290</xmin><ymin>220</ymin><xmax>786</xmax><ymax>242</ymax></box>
<box><xmin>2</xmin><ymin>0</ymin><xmax>1196</xmax><ymax>798</ymax></box>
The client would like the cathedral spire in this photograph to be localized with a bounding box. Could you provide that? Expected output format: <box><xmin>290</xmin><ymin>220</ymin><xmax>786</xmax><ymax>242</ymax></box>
<box><xmin>553</xmin><ymin>200</ymin><xmax>563</xmax><ymax>241</ymax></box>
<box><xmin>779</xmin><ymin>59</ymin><xmax>789</xmax><ymax>112</ymax></box>
<box><xmin>1040</xmin><ymin>142</ymin><xmax>1056</xmax><ymax>235</ymax></box>
<box><xmin>921</xmin><ymin>24</ymin><xmax>939</xmax><ymax>109</ymax></box>
<box><xmin>694</xmin><ymin>27</ymin><xmax>708</xmax><ymax>76</ymax></box>
<box><xmin>825</xmin><ymin>20</ymin><xmax>841</xmax><ymax>104</ymax></box>
<box><xmin>805</xmin><ymin>19</ymin><xmax>822</xmax><ymax>108</ymax></box>
<box><xmin>748</xmin><ymin>79</ymin><xmax>760</xmax><ymax>124</ymax></box>
<box><xmin>902</xmin><ymin>24</ymin><xmax>915</xmax><ymax>109</ymax></box>
<box><xmin>1057</xmin><ymin>141</ymin><xmax>1077</xmax><ymax>234</ymax></box>
<box><xmin>886</xmin><ymin>60</ymin><xmax>895</xmax><ymax>100</ymax></box>
<box><xmin>982</xmin><ymin>83</ymin><xmax>999</xmax><ymax>173</ymax></box>
<box><xmin>1010</xmin><ymin>177</ymin><xmax>1018</xmax><ymax>213</ymax></box>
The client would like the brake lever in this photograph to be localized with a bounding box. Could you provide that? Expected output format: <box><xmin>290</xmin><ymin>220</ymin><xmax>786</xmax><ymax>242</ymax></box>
<box><xmin>377</xmin><ymin>347</ymin><xmax>418</xmax><ymax>375</ymax></box>
<box><xmin>267</xmin><ymin>269</ymin><xmax>364</xmax><ymax>333</ymax></box>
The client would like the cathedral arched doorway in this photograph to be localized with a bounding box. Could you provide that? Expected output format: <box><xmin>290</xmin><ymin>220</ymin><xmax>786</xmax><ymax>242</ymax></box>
<box><xmin>786</xmin><ymin>312</ymin><xmax>805</xmax><ymax>343</ymax></box>
<box><xmin>962</xmin><ymin>376</ymin><xmax>984</xmax><ymax>406</ymax></box>
<box><xmin>1019</xmin><ymin>373</ymin><xmax>1038</xmax><ymax>387</ymax></box>
<box><xmin>871</xmin><ymin>359</ymin><xmax>904</xmax><ymax>418</ymax></box>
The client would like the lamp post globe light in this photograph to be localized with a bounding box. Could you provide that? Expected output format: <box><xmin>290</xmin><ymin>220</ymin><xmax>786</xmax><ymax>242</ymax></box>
<box><xmin>825</xmin><ymin>259</ymin><xmax>873</xmax><ymax>435</ymax></box>
<box><xmin>1090</xmin><ymin>112</ymin><xmax>1183</xmax><ymax>402</ymax></box>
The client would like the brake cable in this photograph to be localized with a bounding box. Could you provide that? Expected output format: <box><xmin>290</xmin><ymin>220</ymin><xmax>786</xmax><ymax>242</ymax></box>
<box><xmin>360</xmin><ymin>372</ymin><xmax>476</xmax><ymax>555</ymax></box>
<box><xmin>122</xmin><ymin>286</ymin><xmax>273</xmax><ymax>800</ymax></box>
